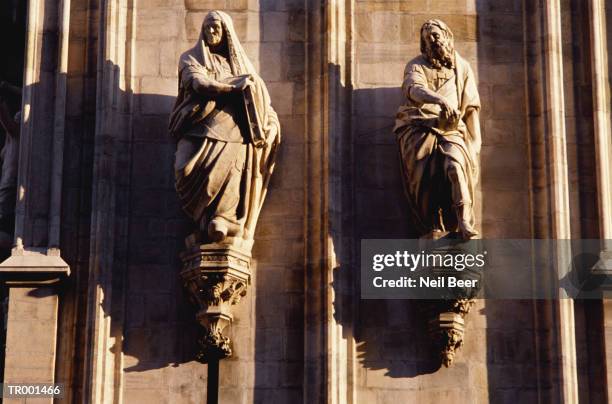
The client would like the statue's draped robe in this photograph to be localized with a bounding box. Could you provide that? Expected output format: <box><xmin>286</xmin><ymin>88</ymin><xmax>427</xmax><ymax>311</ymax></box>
<box><xmin>169</xmin><ymin>11</ymin><xmax>280</xmax><ymax>242</ymax></box>
<box><xmin>393</xmin><ymin>52</ymin><xmax>481</xmax><ymax>234</ymax></box>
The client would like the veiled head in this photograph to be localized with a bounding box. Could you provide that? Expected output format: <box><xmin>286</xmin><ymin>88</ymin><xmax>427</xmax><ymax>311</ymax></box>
<box><xmin>420</xmin><ymin>19</ymin><xmax>455</xmax><ymax>69</ymax></box>
<box><xmin>179</xmin><ymin>10</ymin><xmax>257</xmax><ymax>78</ymax></box>
<box><xmin>202</xmin><ymin>12</ymin><xmax>224</xmax><ymax>47</ymax></box>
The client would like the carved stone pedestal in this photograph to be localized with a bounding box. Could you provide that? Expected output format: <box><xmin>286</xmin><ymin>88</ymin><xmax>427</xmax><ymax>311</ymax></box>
<box><xmin>180</xmin><ymin>242</ymin><xmax>251</xmax><ymax>362</ymax></box>
<box><xmin>426</xmin><ymin>299</ymin><xmax>474</xmax><ymax>367</ymax></box>
<box><xmin>419</xmin><ymin>232</ymin><xmax>480</xmax><ymax>367</ymax></box>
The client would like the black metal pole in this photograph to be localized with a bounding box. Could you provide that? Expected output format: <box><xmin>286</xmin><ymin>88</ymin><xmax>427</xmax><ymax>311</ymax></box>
<box><xmin>206</xmin><ymin>359</ymin><xmax>219</xmax><ymax>404</ymax></box>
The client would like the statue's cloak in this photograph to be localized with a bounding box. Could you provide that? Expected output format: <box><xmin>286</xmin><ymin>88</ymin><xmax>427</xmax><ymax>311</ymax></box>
<box><xmin>169</xmin><ymin>11</ymin><xmax>280</xmax><ymax>242</ymax></box>
<box><xmin>393</xmin><ymin>51</ymin><xmax>481</xmax><ymax>234</ymax></box>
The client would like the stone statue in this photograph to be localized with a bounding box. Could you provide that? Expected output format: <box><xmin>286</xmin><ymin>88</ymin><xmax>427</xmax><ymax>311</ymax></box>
<box><xmin>169</xmin><ymin>10</ymin><xmax>280</xmax><ymax>249</ymax></box>
<box><xmin>170</xmin><ymin>10</ymin><xmax>280</xmax><ymax>361</ymax></box>
<box><xmin>394</xmin><ymin>19</ymin><xmax>481</xmax><ymax>240</ymax></box>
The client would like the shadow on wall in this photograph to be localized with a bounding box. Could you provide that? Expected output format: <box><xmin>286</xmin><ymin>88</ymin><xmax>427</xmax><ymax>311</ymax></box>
<box><xmin>63</xmin><ymin>86</ymin><xmax>201</xmax><ymax>375</ymax></box>
<box><xmin>56</xmin><ymin>64</ymin><xmax>202</xmax><ymax>375</ymax></box>
<box><xmin>334</xmin><ymin>266</ymin><xmax>443</xmax><ymax>377</ymax></box>
<box><xmin>116</xmin><ymin>89</ymin><xmax>200</xmax><ymax>373</ymax></box>
<box><xmin>328</xmin><ymin>82</ymin><xmax>443</xmax><ymax>378</ymax></box>
<box><xmin>47</xmin><ymin>63</ymin><xmax>202</xmax><ymax>376</ymax></box>
<box><xmin>0</xmin><ymin>0</ymin><xmax>26</xmax><ymax>259</ymax></box>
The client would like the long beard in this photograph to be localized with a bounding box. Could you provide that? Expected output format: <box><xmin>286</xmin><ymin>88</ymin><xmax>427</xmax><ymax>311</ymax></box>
<box><xmin>426</xmin><ymin>42</ymin><xmax>455</xmax><ymax>69</ymax></box>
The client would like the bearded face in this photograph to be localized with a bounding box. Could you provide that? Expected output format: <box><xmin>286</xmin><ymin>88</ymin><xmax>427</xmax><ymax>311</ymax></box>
<box><xmin>422</xmin><ymin>24</ymin><xmax>455</xmax><ymax>69</ymax></box>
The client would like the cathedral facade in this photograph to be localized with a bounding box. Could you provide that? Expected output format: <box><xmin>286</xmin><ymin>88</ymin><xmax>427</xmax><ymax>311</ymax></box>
<box><xmin>0</xmin><ymin>0</ymin><xmax>611</xmax><ymax>403</ymax></box>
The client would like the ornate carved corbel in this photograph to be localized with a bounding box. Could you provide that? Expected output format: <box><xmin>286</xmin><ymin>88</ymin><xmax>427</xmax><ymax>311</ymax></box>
<box><xmin>426</xmin><ymin>298</ymin><xmax>475</xmax><ymax>367</ymax></box>
<box><xmin>419</xmin><ymin>238</ymin><xmax>481</xmax><ymax>367</ymax></box>
<box><xmin>180</xmin><ymin>242</ymin><xmax>251</xmax><ymax>362</ymax></box>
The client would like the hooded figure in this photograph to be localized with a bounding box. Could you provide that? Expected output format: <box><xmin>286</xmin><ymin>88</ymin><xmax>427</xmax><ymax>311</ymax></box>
<box><xmin>393</xmin><ymin>20</ymin><xmax>481</xmax><ymax>239</ymax></box>
<box><xmin>169</xmin><ymin>11</ymin><xmax>280</xmax><ymax>247</ymax></box>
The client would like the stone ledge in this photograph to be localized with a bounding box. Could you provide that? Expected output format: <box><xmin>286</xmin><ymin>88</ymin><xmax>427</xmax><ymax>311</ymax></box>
<box><xmin>0</xmin><ymin>248</ymin><xmax>70</xmax><ymax>284</ymax></box>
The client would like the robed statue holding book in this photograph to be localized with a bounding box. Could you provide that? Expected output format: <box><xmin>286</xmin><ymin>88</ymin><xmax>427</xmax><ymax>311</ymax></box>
<box><xmin>169</xmin><ymin>11</ymin><xmax>280</xmax><ymax>248</ymax></box>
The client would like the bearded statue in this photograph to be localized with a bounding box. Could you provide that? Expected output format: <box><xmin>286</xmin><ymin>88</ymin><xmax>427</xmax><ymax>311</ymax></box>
<box><xmin>394</xmin><ymin>19</ymin><xmax>482</xmax><ymax>239</ymax></box>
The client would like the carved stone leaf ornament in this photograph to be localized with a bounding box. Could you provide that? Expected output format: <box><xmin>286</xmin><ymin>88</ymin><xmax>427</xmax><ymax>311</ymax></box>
<box><xmin>180</xmin><ymin>244</ymin><xmax>252</xmax><ymax>361</ymax></box>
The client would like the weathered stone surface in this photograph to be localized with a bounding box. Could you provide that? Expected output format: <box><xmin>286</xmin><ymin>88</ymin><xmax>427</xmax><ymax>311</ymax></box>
<box><xmin>265</xmin><ymin>82</ymin><xmax>294</xmax><ymax>116</ymax></box>
<box><xmin>136</xmin><ymin>9</ymin><xmax>181</xmax><ymax>40</ymax></box>
<box><xmin>263</xmin><ymin>12</ymin><xmax>288</xmax><ymax>42</ymax></box>
<box><xmin>184</xmin><ymin>0</ymin><xmax>227</xmax><ymax>12</ymax></box>
<box><xmin>135</xmin><ymin>40</ymin><xmax>160</xmax><ymax>77</ymax></box>
<box><xmin>3</xmin><ymin>288</ymin><xmax>58</xmax><ymax>386</ymax></box>
<box><xmin>356</xmin><ymin>12</ymin><xmax>400</xmax><ymax>43</ymax></box>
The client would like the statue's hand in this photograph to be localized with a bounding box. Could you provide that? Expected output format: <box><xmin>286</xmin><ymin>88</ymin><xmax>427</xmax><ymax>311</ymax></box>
<box><xmin>438</xmin><ymin>97</ymin><xmax>455</xmax><ymax>114</ymax></box>
<box><xmin>266</xmin><ymin>124</ymin><xmax>279</xmax><ymax>145</ymax></box>
<box><xmin>439</xmin><ymin>100</ymin><xmax>460</xmax><ymax>131</ymax></box>
<box><xmin>233</xmin><ymin>75</ymin><xmax>255</xmax><ymax>92</ymax></box>
<box><xmin>441</xmin><ymin>108</ymin><xmax>459</xmax><ymax>123</ymax></box>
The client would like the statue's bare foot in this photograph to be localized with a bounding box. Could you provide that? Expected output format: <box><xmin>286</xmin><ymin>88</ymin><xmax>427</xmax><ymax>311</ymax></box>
<box><xmin>458</xmin><ymin>224</ymin><xmax>479</xmax><ymax>240</ymax></box>
<box><xmin>454</xmin><ymin>203</ymin><xmax>479</xmax><ymax>240</ymax></box>
<box><xmin>208</xmin><ymin>219</ymin><xmax>228</xmax><ymax>242</ymax></box>
<box><xmin>463</xmin><ymin>231</ymin><xmax>480</xmax><ymax>240</ymax></box>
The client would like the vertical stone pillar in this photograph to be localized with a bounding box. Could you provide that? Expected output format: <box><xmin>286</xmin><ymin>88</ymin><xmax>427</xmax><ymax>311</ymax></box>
<box><xmin>2</xmin><ymin>287</ymin><xmax>58</xmax><ymax>404</ymax></box>
<box><xmin>0</xmin><ymin>0</ymin><xmax>72</xmax><ymax>398</ymax></box>
<box><xmin>586</xmin><ymin>0</ymin><xmax>612</xmax><ymax>399</ymax></box>
<box><xmin>0</xmin><ymin>254</ymin><xmax>69</xmax><ymax>403</ymax></box>
<box><xmin>525</xmin><ymin>1</ymin><xmax>578</xmax><ymax>402</ymax></box>
<box><xmin>542</xmin><ymin>2</ymin><xmax>578</xmax><ymax>401</ymax></box>
<box><xmin>587</xmin><ymin>0</ymin><xmax>612</xmax><ymax>238</ymax></box>
<box><xmin>305</xmin><ymin>0</ymin><xmax>356</xmax><ymax>403</ymax></box>
<box><xmin>81</xmin><ymin>0</ymin><xmax>135</xmax><ymax>402</ymax></box>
